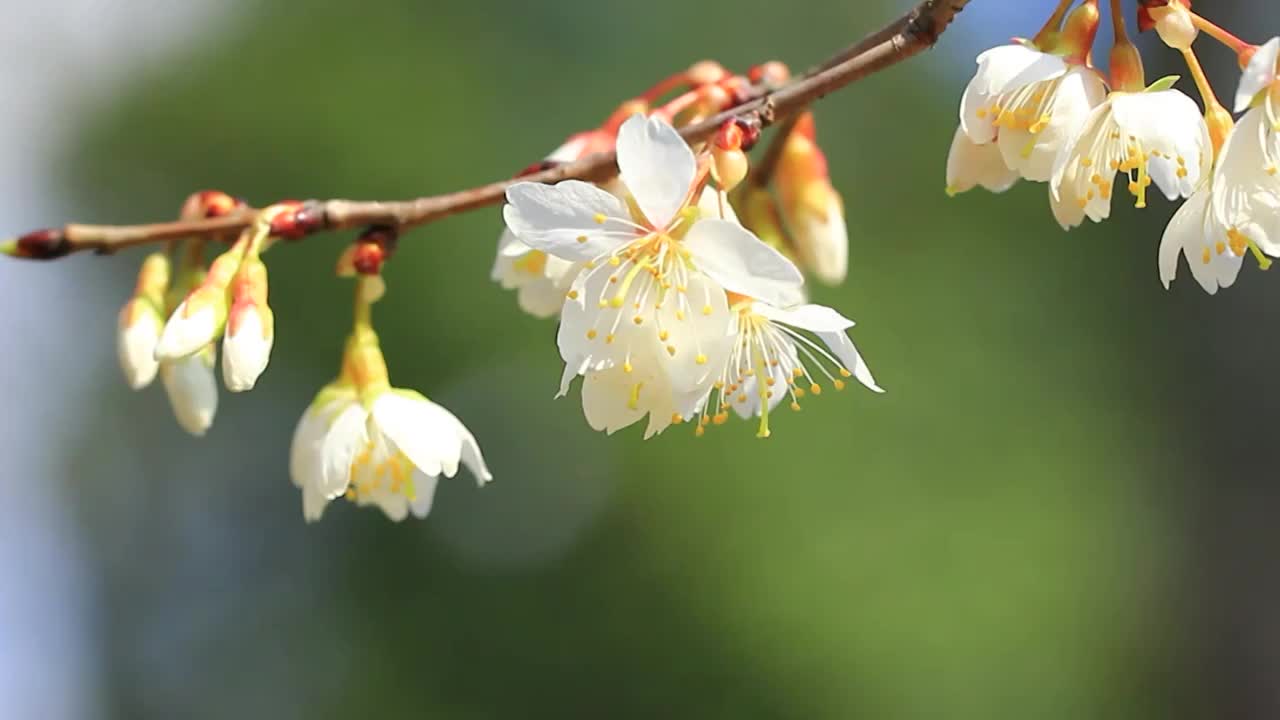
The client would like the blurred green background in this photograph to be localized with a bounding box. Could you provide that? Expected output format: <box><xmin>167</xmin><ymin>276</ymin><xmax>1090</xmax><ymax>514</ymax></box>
<box><xmin>21</xmin><ymin>0</ymin><xmax>1278</xmax><ymax>717</ymax></box>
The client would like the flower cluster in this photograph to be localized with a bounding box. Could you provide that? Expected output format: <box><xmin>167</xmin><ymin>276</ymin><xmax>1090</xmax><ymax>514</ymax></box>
<box><xmin>116</xmin><ymin>199</ymin><xmax>491</xmax><ymax>522</ymax></box>
<box><xmin>493</xmin><ymin>61</ymin><xmax>883</xmax><ymax>439</ymax></box>
<box><xmin>949</xmin><ymin>0</ymin><xmax>1278</xmax><ymax>295</ymax></box>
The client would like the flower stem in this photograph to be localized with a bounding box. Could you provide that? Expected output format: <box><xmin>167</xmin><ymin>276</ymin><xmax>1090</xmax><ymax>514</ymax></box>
<box><xmin>1190</xmin><ymin>12</ymin><xmax>1253</xmax><ymax>58</ymax></box>
<box><xmin>1033</xmin><ymin>0</ymin><xmax>1077</xmax><ymax>50</ymax></box>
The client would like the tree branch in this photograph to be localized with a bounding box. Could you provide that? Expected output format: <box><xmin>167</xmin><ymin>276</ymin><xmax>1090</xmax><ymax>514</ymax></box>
<box><xmin>6</xmin><ymin>0</ymin><xmax>971</xmax><ymax>261</ymax></box>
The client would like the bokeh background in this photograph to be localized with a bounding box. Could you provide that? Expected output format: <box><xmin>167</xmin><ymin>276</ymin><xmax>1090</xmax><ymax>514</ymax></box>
<box><xmin>1</xmin><ymin>1</ymin><xmax>1276</xmax><ymax>718</ymax></box>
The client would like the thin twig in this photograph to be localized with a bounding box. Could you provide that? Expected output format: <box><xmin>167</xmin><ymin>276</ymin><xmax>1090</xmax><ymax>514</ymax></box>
<box><xmin>7</xmin><ymin>0</ymin><xmax>970</xmax><ymax>261</ymax></box>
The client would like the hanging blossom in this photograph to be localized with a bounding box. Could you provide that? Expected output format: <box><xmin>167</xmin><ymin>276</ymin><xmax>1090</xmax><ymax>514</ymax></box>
<box><xmin>289</xmin><ymin>276</ymin><xmax>491</xmax><ymax>522</ymax></box>
<box><xmin>1213</xmin><ymin>37</ymin><xmax>1280</xmax><ymax>248</ymax></box>
<box><xmin>695</xmin><ymin>294</ymin><xmax>882</xmax><ymax>438</ymax></box>
<box><xmin>503</xmin><ymin>114</ymin><xmax>804</xmax><ymax>437</ymax></box>
<box><xmin>1051</xmin><ymin>85</ymin><xmax>1210</xmax><ymax>228</ymax></box>
<box><xmin>958</xmin><ymin>43</ymin><xmax>1109</xmax><ymax>186</ymax></box>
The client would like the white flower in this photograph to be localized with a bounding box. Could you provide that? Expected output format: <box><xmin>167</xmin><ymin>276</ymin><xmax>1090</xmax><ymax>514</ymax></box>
<box><xmin>504</xmin><ymin>114</ymin><xmax>803</xmax><ymax>407</ymax></box>
<box><xmin>490</xmin><ymin>230</ymin><xmax>578</xmax><ymax>318</ymax></box>
<box><xmin>945</xmin><ymin>126</ymin><xmax>1020</xmax><ymax>196</ymax></box>
<box><xmin>1158</xmin><ymin>187</ymin><xmax>1247</xmax><ymax>294</ymax></box>
<box><xmin>117</xmin><ymin>298</ymin><xmax>164</xmax><ymax>390</ymax></box>
<box><xmin>698</xmin><ymin>296</ymin><xmax>882</xmax><ymax>438</ymax></box>
<box><xmin>1051</xmin><ymin>89</ymin><xmax>1211</xmax><ymax>228</ymax></box>
<box><xmin>1234</xmin><ymin>37</ymin><xmax>1279</xmax><ymax>115</ymax></box>
<box><xmin>289</xmin><ymin>385</ymin><xmax>492</xmax><ymax>523</ymax></box>
<box><xmin>960</xmin><ymin>44</ymin><xmax>1108</xmax><ymax>183</ymax></box>
<box><xmin>161</xmin><ymin>347</ymin><xmax>218</xmax><ymax>436</ymax></box>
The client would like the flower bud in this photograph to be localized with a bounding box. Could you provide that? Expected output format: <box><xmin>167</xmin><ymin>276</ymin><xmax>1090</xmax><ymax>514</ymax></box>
<box><xmin>775</xmin><ymin>114</ymin><xmax>848</xmax><ymax>285</ymax></box>
<box><xmin>739</xmin><ymin>186</ymin><xmax>791</xmax><ymax>253</ymax></box>
<box><xmin>118</xmin><ymin>299</ymin><xmax>166</xmax><ymax>390</ymax></box>
<box><xmin>712</xmin><ymin>120</ymin><xmax>750</xmax><ymax>192</ymax></box>
<box><xmin>222</xmin><ymin>258</ymin><xmax>274</xmax><ymax>392</ymax></box>
<box><xmin>686</xmin><ymin>60</ymin><xmax>729</xmax><ymax>86</ymax></box>
<box><xmin>117</xmin><ymin>252</ymin><xmax>171</xmax><ymax>390</ymax></box>
<box><xmin>155</xmin><ymin>239</ymin><xmax>247</xmax><ymax>360</ymax></box>
<box><xmin>1150</xmin><ymin>2</ymin><xmax>1197</xmax><ymax>50</ymax></box>
<box><xmin>162</xmin><ymin>346</ymin><xmax>218</xmax><ymax>436</ymax></box>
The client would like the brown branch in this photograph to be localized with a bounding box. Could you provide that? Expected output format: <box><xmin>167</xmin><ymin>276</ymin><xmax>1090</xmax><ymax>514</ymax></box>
<box><xmin>6</xmin><ymin>0</ymin><xmax>971</xmax><ymax>261</ymax></box>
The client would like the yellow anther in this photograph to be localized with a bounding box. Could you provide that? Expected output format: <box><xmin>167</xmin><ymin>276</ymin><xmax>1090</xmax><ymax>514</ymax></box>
<box><xmin>695</xmin><ymin>425</ymin><xmax>706</xmax><ymax>437</ymax></box>
<box><xmin>839</xmin><ymin>369</ymin><xmax>852</xmax><ymax>378</ymax></box>
<box><xmin>659</xmin><ymin>330</ymin><xmax>670</xmax><ymax>342</ymax></box>
<box><xmin>794</xmin><ymin>388</ymin><xmax>806</xmax><ymax>398</ymax></box>
<box><xmin>1081</xmin><ymin>158</ymin><xmax>1093</xmax><ymax>168</ymax></box>
<box><xmin>609</xmin><ymin>297</ymin><xmax>624</xmax><ymax>308</ymax></box>
<box><xmin>666</xmin><ymin>344</ymin><xmax>677</xmax><ymax>356</ymax></box>
<box><xmin>623</xmin><ymin>361</ymin><xmax>633</xmax><ymax>374</ymax></box>
<box><xmin>605</xmin><ymin>333</ymin><xmax>615</xmax><ymax>344</ymax></box>
<box><xmin>1215</xmin><ymin>241</ymin><xmax>1226</xmax><ymax>256</ymax></box>
<box><xmin>701</xmin><ymin>305</ymin><xmax>713</xmax><ymax>316</ymax></box>
<box><xmin>567</xmin><ymin>290</ymin><xmax>579</xmax><ymax>300</ymax></box>
<box><xmin>834</xmin><ymin>380</ymin><xmax>847</xmax><ymax>391</ymax></box>
<box><xmin>633</xmin><ymin>316</ymin><xmax>644</xmax><ymax>325</ymax></box>
<box><xmin>765</xmin><ymin>377</ymin><xmax>776</xmax><ymax>387</ymax></box>
<box><xmin>671</xmin><ymin>413</ymin><xmax>683</xmax><ymax>425</ymax></box>
<box><xmin>675</xmin><ymin>310</ymin><xmax>686</xmax><ymax>321</ymax></box>
<box><xmin>593</xmin><ymin>213</ymin><xmax>607</xmax><ymax>224</ymax></box>
<box><xmin>810</xmin><ymin>384</ymin><xmax>822</xmax><ymax>395</ymax></box>
<box><xmin>586</xmin><ymin>329</ymin><xmax>598</xmax><ymax>340</ymax></box>
<box><xmin>1201</xmin><ymin>247</ymin><xmax>1212</xmax><ymax>264</ymax></box>
<box><xmin>577</xmin><ymin>235</ymin><xmax>589</xmax><ymax>244</ymax></box>
<box><xmin>713</xmin><ymin>413</ymin><xmax>729</xmax><ymax>425</ymax></box>
<box><xmin>789</xmin><ymin>402</ymin><xmax>801</xmax><ymax>411</ymax></box>
<box><xmin>695</xmin><ymin>353</ymin><xmax>708</xmax><ymax>365</ymax></box>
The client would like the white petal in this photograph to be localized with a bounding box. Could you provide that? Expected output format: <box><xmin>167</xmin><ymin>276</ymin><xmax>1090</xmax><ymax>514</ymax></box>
<box><xmin>684</xmin><ymin>219</ymin><xmax>804</xmax><ymax>307</ymax></box>
<box><xmin>817</xmin><ymin>330</ymin><xmax>884</xmax><ymax>393</ymax></box>
<box><xmin>409</xmin><ymin>471</ymin><xmax>441</xmax><ymax>518</ymax></box>
<box><xmin>961</xmin><ymin>45</ymin><xmax>1068</xmax><ymax>142</ymax></box>
<box><xmin>161</xmin><ymin>350</ymin><xmax>219</xmax><ymax>436</ymax></box>
<box><xmin>371</xmin><ymin>393</ymin><xmax>461</xmax><ymax>479</ymax></box>
<box><xmin>503</xmin><ymin>180</ymin><xmax>631</xmax><ymax>262</ymax></box>
<box><xmin>1236</xmin><ymin>37</ymin><xmax>1280</xmax><ymax>113</ymax></box>
<box><xmin>319</xmin><ymin>404</ymin><xmax>369</xmax><ymax>499</ymax></box>
<box><xmin>1159</xmin><ymin>189</ymin><xmax>1209</xmax><ymax>291</ymax></box>
<box><xmin>946</xmin><ymin>126</ymin><xmax>1018</xmax><ymax>195</ymax></box>
<box><xmin>221</xmin><ymin>311</ymin><xmax>273</xmax><ymax>392</ymax></box>
<box><xmin>754</xmin><ymin>302</ymin><xmax>855</xmax><ymax>333</ymax></box>
<box><xmin>155</xmin><ymin>303</ymin><xmax>219</xmax><ymax>361</ymax></box>
<box><xmin>117</xmin><ymin>308</ymin><xmax>162</xmax><ymax>391</ymax></box>
<box><xmin>655</xmin><ymin>271</ymin><xmax>733</xmax><ymax>393</ymax></box>
<box><xmin>615</xmin><ymin>114</ymin><xmax>697</xmax><ymax>228</ymax></box>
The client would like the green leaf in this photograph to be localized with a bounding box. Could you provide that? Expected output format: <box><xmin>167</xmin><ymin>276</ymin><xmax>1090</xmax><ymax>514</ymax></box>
<box><xmin>1145</xmin><ymin>75</ymin><xmax>1181</xmax><ymax>93</ymax></box>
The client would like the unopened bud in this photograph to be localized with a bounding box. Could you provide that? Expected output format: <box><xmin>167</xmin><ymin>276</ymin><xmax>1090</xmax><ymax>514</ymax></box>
<box><xmin>118</xmin><ymin>298</ymin><xmax>166</xmax><ymax>390</ymax></box>
<box><xmin>222</xmin><ymin>258</ymin><xmax>274</xmax><ymax>392</ymax></box>
<box><xmin>268</xmin><ymin>200</ymin><xmax>323</xmax><ymax>239</ymax></box>
<box><xmin>712</xmin><ymin>120</ymin><xmax>750</xmax><ymax>191</ymax></box>
<box><xmin>687</xmin><ymin>60</ymin><xmax>729</xmax><ymax>86</ymax></box>
<box><xmin>775</xmin><ymin>115</ymin><xmax>847</xmax><ymax>285</ymax></box>
<box><xmin>155</xmin><ymin>239</ymin><xmax>247</xmax><ymax>360</ymax></box>
<box><xmin>5</xmin><ymin>228</ymin><xmax>69</xmax><ymax>260</ymax></box>
<box><xmin>1149</xmin><ymin>2</ymin><xmax>1197</xmax><ymax>50</ymax></box>
<box><xmin>1138</xmin><ymin>0</ymin><xmax>1190</xmax><ymax>33</ymax></box>
<box><xmin>739</xmin><ymin>186</ymin><xmax>791</xmax><ymax>253</ymax></box>
<box><xmin>1058</xmin><ymin>0</ymin><xmax>1102</xmax><ymax>65</ymax></box>
<box><xmin>162</xmin><ymin>346</ymin><xmax>218</xmax><ymax>436</ymax></box>
<box><xmin>748</xmin><ymin>61</ymin><xmax>791</xmax><ymax>88</ymax></box>
<box><xmin>117</xmin><ymin>253</ymin><xmax>172</xmax><ymax>390</ymax></box>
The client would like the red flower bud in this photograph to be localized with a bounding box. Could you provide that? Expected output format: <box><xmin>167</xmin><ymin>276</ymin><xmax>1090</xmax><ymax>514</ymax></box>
<box><xmin>14</xmin><ymin>228</ymin><xmax>69</xmax><ymax>260</ymax></box>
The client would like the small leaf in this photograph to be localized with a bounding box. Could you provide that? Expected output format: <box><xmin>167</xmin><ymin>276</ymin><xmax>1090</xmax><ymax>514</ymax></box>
<box><xmin>1145</xmin><ymin>75</ymin><xmax>1181</xmax><ymax>93</ymax></box>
